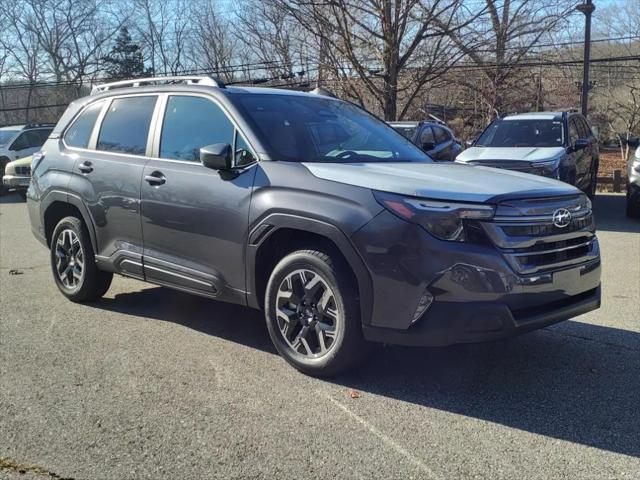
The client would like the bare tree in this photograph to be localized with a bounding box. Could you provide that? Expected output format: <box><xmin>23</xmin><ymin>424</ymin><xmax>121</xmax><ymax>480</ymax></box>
<box><xmin>0</xmin><ymin>0</ymin><xmax>45</xmax><ymax>122</ymax></box>
<box><xmin>441</xmin><ymin>0</ymin><xmax>572</xmax><ymax>120</ymax></box>
<box><xmin>133</xmin><ymin>0</ymin><xmax>192</xmax><ymax>75</ymax></box>
<box><xmin>186</xmin><ymin>1</ymin><xmax>244</xmax><ymax>83</ymax></box>
<box><xmin>235</xmin><ymin>0</ymin><xmax>314</xmax><ymax>83</ymax></box>
<box><xmin>19</xmin><ymin>0</ymin><xmax>121</xmax><ymax>90</ymax></box>
<box><xmin>273</xmin><ymin>0</ymin><xmax>479</xmax><ymax>120</ymax></box>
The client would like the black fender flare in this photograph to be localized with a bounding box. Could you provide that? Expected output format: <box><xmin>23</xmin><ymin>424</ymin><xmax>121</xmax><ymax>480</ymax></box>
<box><xmin>41</xmin><ymin>189</ymin><xmax>98</xmax><ymax>252</ymax></box>
<box><xmin>245</xmin><ymin>213</ymin><xmax>374</xmax><ymax>326</ymax></box>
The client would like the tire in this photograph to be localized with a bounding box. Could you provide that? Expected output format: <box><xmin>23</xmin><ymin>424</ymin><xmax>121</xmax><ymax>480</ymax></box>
<box><xmin>50</xmin><ymin>216</ymin><xmax>113</xmax><ymax>302</ymax></box>
<box><xmin>627</xmin><ymin>187</ymin><xmax>640</xmax><ymax>218</ymax></box>
<box><xmin>17</xmin><ymin>190</ymin><xmax>27</xmax><ymax>201</ymax></box>
<box><xmin>587</xmin><ymin>162</ymin><xmax>598</xmax><ymax>199</ymax></box>
<box><xmin>264</xmin><ymin>249</ymin><xmax>368</xmax><ymax>377</ymax></box>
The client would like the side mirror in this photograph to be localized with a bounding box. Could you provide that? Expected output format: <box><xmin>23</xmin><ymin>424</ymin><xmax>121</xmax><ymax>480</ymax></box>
<box><xmin>465</xmin><ymin>139</ymin><xmax>475</xmax><ymax>147</ymax></box>
<box><xmin>422</xmin><ymin>141</ymin><xmax>436</xmax><ymax>151</ymax></box>
<box><xmin>572</xmin><ymin>138</ymin><xmax>589</xmax><ymax>152</ymax></box>
<box><xmin>200</xmin><ymin>143</ymin><xmax>232</xmax><ymax>170</ymax></box>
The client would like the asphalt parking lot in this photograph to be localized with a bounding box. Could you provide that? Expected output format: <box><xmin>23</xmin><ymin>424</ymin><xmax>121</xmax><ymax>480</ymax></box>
<box><xmin>1</xmin><ymin>192</ymin><xmax>638</xmax><ymax>480</ymax></box>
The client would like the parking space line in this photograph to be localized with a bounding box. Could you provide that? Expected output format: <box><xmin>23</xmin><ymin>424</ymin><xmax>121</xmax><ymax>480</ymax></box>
<box><xmin>320</xmin><ymin>391</ymin><xmax>440</xmax><ymax>479</ymax></box>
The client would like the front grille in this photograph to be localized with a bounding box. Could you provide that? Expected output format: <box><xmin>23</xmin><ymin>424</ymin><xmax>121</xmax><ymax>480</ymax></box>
<box><xmin>15</xmin><ymin>166</ymin><xmax>31</xmax><ymax>175</ymax></box>
<box><xmin>501</xmin><ymin>214</ymin><xmax>593</xmax><ymax>237</ymax></box>
<box><xmin>468</xmin><ymin>160</ymin><xmax>534</xmax><ymax>172</ymax></box>
<box><xmin>482</xmin><ymin>196</ymin><xmax>598</xmax><ymax>275</ymax></box>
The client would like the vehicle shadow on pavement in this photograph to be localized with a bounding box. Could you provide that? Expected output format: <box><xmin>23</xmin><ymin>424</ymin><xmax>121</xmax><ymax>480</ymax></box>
<box><xmin>0</xmin><ymin>192</ymin><xmax>26</xmax><ymax>204</ymax></box>
<box><xmin>593</xmin><ymin>193</ymin><xmax>640</xmax><ymax>233</ymax></box>
<box><xmin>334</xmin><ymin>323</ymin><xmax>640</xmax><ymax>459</ymax></box>
<box><xmin>93</xmin><ymin>287</ymin><xmax>277</xmax><ymax>353</ymax></box>
<box><xmin>93</xmin><ymin>287</ymin><xmax>639</xmax><ymax>459</ymax></box>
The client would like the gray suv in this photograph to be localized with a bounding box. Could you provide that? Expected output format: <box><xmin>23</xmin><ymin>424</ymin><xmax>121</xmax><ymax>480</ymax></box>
<box><xmin>28</xmin><ymin>76</ymin><xmax>601</xmax><ymax>376</ymax></box>
<box><xmin>387</xmin><ymin>120</ymin><xmax>463</xmax><ymax>161</ymax></box>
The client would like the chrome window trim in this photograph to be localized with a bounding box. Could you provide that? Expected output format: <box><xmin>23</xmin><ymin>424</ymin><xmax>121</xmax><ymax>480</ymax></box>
<box><xmin>62</xmin><ymin>93</ymin><xmax>160</xmax><ymax>158</ymax></box>
<box><xmin>59</xmin><ymin>90</ymin><xmax>259</xmax><ymax>169</ymax></box>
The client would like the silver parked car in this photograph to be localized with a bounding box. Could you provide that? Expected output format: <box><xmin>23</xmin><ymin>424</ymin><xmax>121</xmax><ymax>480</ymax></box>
<box><xmin>456</xmin><ymin>111</ymin><xmax>599</xmax><ymax>198</ymax></box>
<box><xmin>0</xmin><ymin>124</ymin><xmax>53</xmax><ymax>194</ymax></box>
<box><xmin>627</xmin><ymin>142</ymin><xmax>640</xmax><ymax>218</ymax></box>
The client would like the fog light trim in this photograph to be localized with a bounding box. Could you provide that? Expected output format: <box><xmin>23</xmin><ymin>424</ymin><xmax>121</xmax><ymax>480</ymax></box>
<box><xmin>411</xmin><ymin>289</ymin><xmax>434</xmax><ymax>324</ymax></box>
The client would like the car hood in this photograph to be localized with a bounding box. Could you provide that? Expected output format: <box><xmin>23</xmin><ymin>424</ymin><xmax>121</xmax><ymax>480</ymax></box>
<box><xmin>456</xmin><ymin>146</ymin><xmax>566</xmax><ymax>163</ymax></box>
<box><xmin>302</xmin><ymin>162</ymin><xmax>578</xmax><ymax>203</ymax></box>
<box><xmin>7</xmin><ymin>155</ymin><xmax>33</xmax><ymax>167</ymax></box>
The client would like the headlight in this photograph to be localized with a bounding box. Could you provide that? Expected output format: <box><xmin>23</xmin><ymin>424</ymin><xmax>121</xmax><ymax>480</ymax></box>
<box><xmin>532</xmin><ymin>155</ymin><xmax>563</xmax><ymax>169</ymax></box>
<box><xmin>374</xmin><ymin>191</ymin><xmax>495</xmax><ymax>242</ymax></box>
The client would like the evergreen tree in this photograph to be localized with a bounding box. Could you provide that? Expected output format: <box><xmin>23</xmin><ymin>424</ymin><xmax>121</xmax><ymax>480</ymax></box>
<box><xmin>102</xmin><ymin>26</ymin><xmax>148</xmax><ymax>79</ymax></box>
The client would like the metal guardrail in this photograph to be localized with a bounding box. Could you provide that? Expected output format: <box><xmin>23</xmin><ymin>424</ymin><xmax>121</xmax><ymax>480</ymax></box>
<box><xmin>597</xmin><ymin>170</ymin><xmax>626</xmax><ymax>192</ymax></box>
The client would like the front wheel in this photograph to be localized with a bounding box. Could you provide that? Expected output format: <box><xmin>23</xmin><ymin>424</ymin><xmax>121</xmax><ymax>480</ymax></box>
<box><xmin>587</xmin><ymin>163</ymin><xmax>598</xmax><ymax>199</ymax></box>
<box><xmin>264</xmin><ymin>249</ymin><xmax>368</xmax><ymax>377</ymax></box>
<box><xmin>50</xmin><ymin>216</ymin><xmax>113</xmax><ymax>302</ymax></box>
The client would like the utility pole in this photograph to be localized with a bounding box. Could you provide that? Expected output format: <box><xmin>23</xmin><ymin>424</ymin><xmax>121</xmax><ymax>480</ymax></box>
<box><xmin>317</xmin><ymin>37</ymin><xmax>327</xmax><ymax>88</ymax></box>
<box><xmin>577</xmin><ymin>0</ymin><xmax>595</xmax><ymax>117</ymax></box>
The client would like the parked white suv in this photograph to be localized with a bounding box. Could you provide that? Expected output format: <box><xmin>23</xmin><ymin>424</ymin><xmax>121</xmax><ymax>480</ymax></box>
<box><xmin>0</xmin><ymin>124</ymin><xmax>53</xmax><ymax>194</ymax></box>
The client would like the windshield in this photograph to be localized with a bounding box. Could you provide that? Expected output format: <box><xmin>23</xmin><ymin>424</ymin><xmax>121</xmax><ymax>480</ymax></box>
<box><xmin>0</xmin><ymin>130</ymin><xmax>19</xmax><ymax>147</ymax></box>
<box><xmin>476</xmin><ymin>119</ymin><xmax>564</xmax><ymax>148</ymax></box>
<box><xmin>234</xmin><ymin>94</ymin><xmax>430</xmax><ymax>163</ymax></box>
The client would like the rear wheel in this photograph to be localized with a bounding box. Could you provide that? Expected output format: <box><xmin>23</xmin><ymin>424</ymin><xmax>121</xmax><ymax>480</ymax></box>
<box><xmin>627</xmin><ymin>186</ymin><xmax>640</xmax><ymax>218</ymax></box>
<box><xmin>50</xmin><ymin>216</ymin><xmax>113</xmax><ymax>302</ymax></box>
<box><xmin>264</xmin><ymin>249</ymin><xmax>368</xmax><ymax>376</ymax></box>
<box><xmin>17</xmin><ymin>190</ymin><xmax>27</xmax><ymax>201</ymax></box>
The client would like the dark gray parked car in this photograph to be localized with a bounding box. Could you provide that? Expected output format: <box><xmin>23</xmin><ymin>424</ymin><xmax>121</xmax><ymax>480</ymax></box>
<box><xmin>28</xmin><ymin>76</ymin><xmax>601</xmax><ymax>376</ymax></box>
<box><xmin>388</xmin><ymin>120</ymin><xmax>462</xmax><ymax>161</ymax></box>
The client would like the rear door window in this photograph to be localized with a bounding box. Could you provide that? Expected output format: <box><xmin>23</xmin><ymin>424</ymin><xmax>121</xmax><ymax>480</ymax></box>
<box><xmin>65</xmin><ymin>101</ymin><xmax>104</xmax><ymax>148</ymax></box>
<box><xmin>97</xmin><ymin>96</ymin><xmax>157</xmax><ymax>155</ymax></box>
<box><xmin>159</xmin><ymin>95</ymin><xmax>234</xmax><ymax>162</ymax></box>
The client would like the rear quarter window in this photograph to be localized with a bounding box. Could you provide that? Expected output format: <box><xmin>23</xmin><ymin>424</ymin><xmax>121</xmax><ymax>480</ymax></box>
<box><xmin>65</xmin><ymin>101</ymin><xmax>105</xmax><ymax>149</ymax></box>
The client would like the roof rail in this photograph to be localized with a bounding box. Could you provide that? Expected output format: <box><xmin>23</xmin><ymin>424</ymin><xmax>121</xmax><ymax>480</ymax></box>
<box><xmin>91</xmin><ymin>76</ymin><xmax>225</xmax><ymax>94</ymax></box>
<box><xmin>23</xmin><ymin>123</ymin><xmax>56</xmax><ymax>129</ymax></box>
<box><xmin>310</xmin><ymin>87</ymin><xmax>335</xmax><ymax>97</ymax></box>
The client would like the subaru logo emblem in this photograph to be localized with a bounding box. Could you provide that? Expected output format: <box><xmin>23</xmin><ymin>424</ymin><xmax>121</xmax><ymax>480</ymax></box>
<box><xmin>552</xmin><ymin>208</ymin><xmax>572</xmax><ymax>228</ymax></box>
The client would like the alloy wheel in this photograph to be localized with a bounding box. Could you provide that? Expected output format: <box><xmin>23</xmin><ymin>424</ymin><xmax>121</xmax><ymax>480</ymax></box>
<box><xmin>55</xmin><ymin>229</ymin><xmax>84</xmax><ymax>289</ymax></box>
<box><xmin>275</xmin><ymin>269</ymin><xmax>340</xmax><ymax>358</ymax></box>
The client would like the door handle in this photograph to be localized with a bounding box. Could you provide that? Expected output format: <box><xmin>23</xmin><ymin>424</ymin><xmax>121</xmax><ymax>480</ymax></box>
<box><xmin>145</xmin><ymin>171</ymin><xmax>166</xmax><ymax>186</ymax></box>
<box><xmin>78</xmin><ymin>161</ymin><xmax>93</xmax><ymax>173</ymax></box>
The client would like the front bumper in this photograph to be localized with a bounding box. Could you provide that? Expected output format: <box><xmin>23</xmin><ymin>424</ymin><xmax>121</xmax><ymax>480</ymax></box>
<box><xmin>363</xmin><ymin>286</ymin><xmax>600</xmax><ymax>346</ymax></box>
<box><xmin>3</xmin><ymin>174</ymin><xmax>30</xmax><ymax>189</ymax></box>
<box><xmin>352</xmin><ymin>210</ymin><xmax>601</xmax><ymax>347</ymax></box>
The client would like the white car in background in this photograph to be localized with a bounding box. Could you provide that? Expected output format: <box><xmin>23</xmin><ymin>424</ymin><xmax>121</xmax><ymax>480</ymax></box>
<box><xmin>0</xmin><ymin>124</ymin><xmax>53</xmax><ymax>195</ymax></box>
